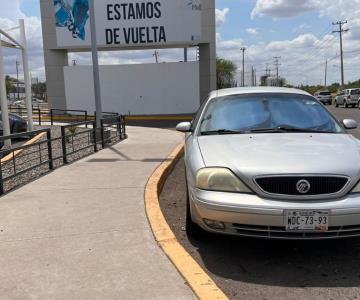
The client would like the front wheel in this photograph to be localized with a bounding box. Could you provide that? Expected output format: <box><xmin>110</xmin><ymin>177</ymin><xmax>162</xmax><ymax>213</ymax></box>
<box><xmin>344</xmin><ymin>101</ymin><xmax>348</xmax><ymax>108</ymax></box>
<box><xmin>335</xmin><ymin>101</ymin><xmax>339</xmax><ymax>107</ymax></box>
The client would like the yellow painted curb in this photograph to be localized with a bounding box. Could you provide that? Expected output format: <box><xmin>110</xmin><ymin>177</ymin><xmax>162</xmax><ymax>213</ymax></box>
<box><xmin>1</xmin><ymin>132</ymin><xmax>47</xmax><ymax>164</ymax></box>
<box><xmin>145</xmin><ymin>142</ymin><xmax>229</xmax><ymax>300</ymax></box>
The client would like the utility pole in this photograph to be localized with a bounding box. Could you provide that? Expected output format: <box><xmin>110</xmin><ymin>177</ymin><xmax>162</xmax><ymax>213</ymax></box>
<box><xmin>273</xmin><ymin>56</ymin><xmax>281</xmax><ymax>86</ymax></box>
<box><xmin>333</xmin><ymin>20</ymin><xmax>349</xmax><ymax>87</ymax></box>
<box><xmin>153</xmin><ymin>50</ymin><xmax>159</xmax><ymax>63</ymax></box>
<box><xmin>240</xmin><ymin>47</ymin><xmax>246</xmax><ymax>87</ymax></box>
<box><xmin>265</xmin><ymin>63</ymin><xmax>271</xmax><ymax>76</ymax></box>
<box><xmin>324</xmin><ymin>59</ymin><xmax>328</xmax><ymax>88</ymax></box>
<box><xmin>251</xmin><ymin>67</ymin><xmax>254</xmax><ymax>86</ymax></box>
<box><xmin>16</xmin><ymin>60</ymin><xmax>19</xmax><ymax>100</ymax></box>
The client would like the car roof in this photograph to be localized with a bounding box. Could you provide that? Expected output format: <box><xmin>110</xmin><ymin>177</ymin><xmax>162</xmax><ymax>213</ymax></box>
<box><xmin>208</xmin><ymin>87</ymin><xmax>312</xmax><ymax>99</ymax></box>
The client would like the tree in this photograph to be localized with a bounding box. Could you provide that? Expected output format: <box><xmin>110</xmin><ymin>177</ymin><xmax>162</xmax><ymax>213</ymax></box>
<box><xmin>32</xmin><ymin>81</ymin><xmax>47</xmax><ymax>100</ymax></box>
<box><xmin>216</xmin><ymin>58</ymin><xmax>237</xmax><ymax>89</ymax></box>
<box><xmin>5</xmin><ymin>76</ymin><xmax>16</xmax><ymax>97</ymax></box>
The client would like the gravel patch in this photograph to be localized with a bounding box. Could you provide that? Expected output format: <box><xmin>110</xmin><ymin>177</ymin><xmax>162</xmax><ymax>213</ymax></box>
<box><xmin>0</xmin><ymin>125</ymin><xmax>125</xmax><ymax>194</ymax></box>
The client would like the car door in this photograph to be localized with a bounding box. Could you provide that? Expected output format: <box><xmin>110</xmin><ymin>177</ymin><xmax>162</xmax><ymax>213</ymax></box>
<box><xmin>340</xmin><ymin>91</ymin><xmax>346</xmax><ymax>104</ymax></box>
<box><xmin>336</xmin><ymin>92</ymin><xmax>342</xmax><ymax>104</ymax></box>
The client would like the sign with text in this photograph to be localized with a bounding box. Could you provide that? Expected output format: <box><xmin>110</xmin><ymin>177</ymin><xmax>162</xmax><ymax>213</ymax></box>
<box><xmin>54</xmin><ymin>0</ymin><xmax>202</xmax><ymax>48</ymax></box>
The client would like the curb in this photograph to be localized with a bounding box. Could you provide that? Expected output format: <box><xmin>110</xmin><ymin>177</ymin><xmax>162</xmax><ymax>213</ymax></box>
<box><xmin>145</xmin><ymin>142</ymin><xmax>229</xmax><ymax>300</ymax></box>
<box><xmin>1</xmin><ymin>132</ymin><xmax>47</xmax><ymax>164</ymax></box>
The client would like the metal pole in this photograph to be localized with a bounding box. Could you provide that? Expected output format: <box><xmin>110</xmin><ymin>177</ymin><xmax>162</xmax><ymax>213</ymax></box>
<box><xmin>16</xmin><ymin>60</ymin><xmax>19</xmax><ymax>100</ymax></box>
<box><xmin>339</xmin><ymin>25</ymin><xmax>345</xmax><ymax>87</ymax></box>
<box><xmin>89</xmin><ymin>0</ymin><xmax>103</xmax><ymax>129</ymax></box>
<box><xmin>46</xmin><ymin>129</ymin><xmax>53</xmax><ymax>170</ymax></box>
<box><xmin>240</xmin><ymin>48</ymin><xmax>246</xmax><ymax>87</ymax></box>
<box><xmin>19</xmin><ymin>19</ymin><xmax>34</xmax><ymax>131</ymax></box>
<box><xmin>324</xmin><ymin>59</ymin><xmax>328</xmax><ymax>88</ymax></box>
<box><xmin>333</xmin><ymin>21</ymin><xmax>348</xmax><ymax>88</ymax></box>
<box><xmin>0</xmin><ymin>34</ymin><xmax>12</xmax><ymax>147</ymax></box>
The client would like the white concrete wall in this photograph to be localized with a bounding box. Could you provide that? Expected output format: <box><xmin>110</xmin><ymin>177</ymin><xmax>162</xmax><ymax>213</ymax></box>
<box><xmin>63</xmin><ymin>62</ymin><xmax>199</xmax><ymax>115</ymax></box>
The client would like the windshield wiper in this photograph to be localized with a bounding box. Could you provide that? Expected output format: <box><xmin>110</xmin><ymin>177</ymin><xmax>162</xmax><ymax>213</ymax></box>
<box><xmin>250</xmin><ymin>126</ymin><xmax>335</xmax><ymax>134</ymax></box>
<box><xmin>201</xmin><ymin>129</ymin><xmax>246</xmax><ymax>135</ymax></box>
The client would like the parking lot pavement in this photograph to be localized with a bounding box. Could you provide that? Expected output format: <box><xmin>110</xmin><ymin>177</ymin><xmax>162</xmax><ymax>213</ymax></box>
<box><xmin>0</xmin><ymin>126</ymin><xmax>195</xmax><ymax>299</ymax></box>
<box><xmin>327</xmin><ymin>105</ymin><xmax>360</xmax><ymax>139</ymax></box>
<box><xmin>159</xmin><ymin>105</ymin><xmax>360</xmax><ymax>300</ymax></box>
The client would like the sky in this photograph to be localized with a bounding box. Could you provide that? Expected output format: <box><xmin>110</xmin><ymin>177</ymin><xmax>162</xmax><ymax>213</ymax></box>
<box><xmin>1</xmin><ymin>0</ymin><xmax>360</xmax><ymax>86</ymax></box>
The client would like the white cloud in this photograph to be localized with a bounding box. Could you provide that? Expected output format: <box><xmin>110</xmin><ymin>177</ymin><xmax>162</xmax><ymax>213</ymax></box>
<box><xmin>251</xmin><ymin>0</ymin><xmax>360</xmax><ymax>19</ymax></box>
<box><xmin>246</xmin><ymin>28</ymin><xmax>259</xmax><ymax>36</ymax></box>
<box><xmin>216</xmin><ymin>8</ymin><xmax>229</xmax><ymax>26</ymax></box>
<box><xmin>251</xmin><ymin>0</ymin><xmax>316</xmax><ymax>19</ymax></box>
<box><xmin>0</xmin><ymin>16</ymin><xmax>44</xmax><ymax>80</ymax></box>
<box><xmin>0</xmin><ymin>0</ymin><xmax>24</xmax><ymax>19</ymax></box>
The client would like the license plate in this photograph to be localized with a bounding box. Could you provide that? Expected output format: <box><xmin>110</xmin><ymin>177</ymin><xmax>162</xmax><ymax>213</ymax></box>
<box><xmin>285</xmin><ymin>210</ymin><xmax>329</xmax><ymax>232</ymax></box>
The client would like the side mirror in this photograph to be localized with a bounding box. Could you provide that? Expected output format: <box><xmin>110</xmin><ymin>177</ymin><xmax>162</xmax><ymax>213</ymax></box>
<box><xmin>176</xmin><ymin>122</ymin><xmax>192</xmax><ymax>132</ymax></box>
<box><xmin>342</xmin><ymin>119</ymin><xmax>358</xmax><ymax>130</ymax></box>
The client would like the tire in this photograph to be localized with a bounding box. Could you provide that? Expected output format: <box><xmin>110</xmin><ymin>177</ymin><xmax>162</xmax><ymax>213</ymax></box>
<box><xmin>335</xmin><ymin>101</ymin><xmax>339</xmax><ymax>107</ymax></box>
<box><xmin>185</xmin><ymin>180</ymin><xmax>202</xmax><ymax>237</ymax></box>
<box><xmin>345</xmin><ymin>101</ymin><xmax>348</xmax><ymax>108</ymax></box>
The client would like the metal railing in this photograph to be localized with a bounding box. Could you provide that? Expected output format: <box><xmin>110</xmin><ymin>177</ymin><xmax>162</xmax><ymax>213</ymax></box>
<box><xmin>8</xmin><ymin>106</ymin><xmax>47</xmax><ymax>126</ymax></box>
<box><xmin>0</xmin><ymin>129</ymin><xmax>54</xmax><ymax>195</ymax></box>
<box><xmin>100</xmin><ymin>115</ymin><xmax>127</xmax><ymax>148</ymax></box>
<box><xmin>50</xmin><ymin>109</ymin><xmax>88</xmax><ymax>125</ymax></box>
<box><xmin>61</xmin><ymin>121</ymin><xmax>97</xmax><ymax>164</ymax></box>
<box><xmin>0</xmin><ymin>115</ymin><xmax>127</xmax><ymax>195</ymax></box>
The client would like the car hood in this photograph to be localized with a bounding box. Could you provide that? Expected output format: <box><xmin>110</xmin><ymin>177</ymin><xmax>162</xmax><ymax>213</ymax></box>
<box><xmin>197</xmin><ymin>133</ymin><xmax>360</xmax><ymax>178</ymax></box>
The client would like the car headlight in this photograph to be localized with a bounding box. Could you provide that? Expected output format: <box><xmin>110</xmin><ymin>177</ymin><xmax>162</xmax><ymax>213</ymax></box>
<box><xmin>196</xmin><ymin>167</ymin><xmax>253</xmax><ymax>193</ymax></box>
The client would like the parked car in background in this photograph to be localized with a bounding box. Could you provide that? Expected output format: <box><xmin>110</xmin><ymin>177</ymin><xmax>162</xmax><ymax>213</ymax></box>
<box><xmin>335</xmin><ymin>89</ymin><xmax>360</xmax><ymax>107</ymax></box>
<box><xmin>314</xmin><ymin>91</ymin><xmax>332</xmax><ymax>105</ymax></box>
<box><xmin>0</xmin><ymin>113</ymin><xmax>28</xmax><ymax>136</ymax></box>
<box><xmin>177</xmin><ymin>87</ymin><xmax>360</xmax><ymax>239</ymax></box>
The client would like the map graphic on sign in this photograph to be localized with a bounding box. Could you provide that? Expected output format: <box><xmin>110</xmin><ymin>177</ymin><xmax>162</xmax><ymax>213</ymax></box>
<box><xmin>53</xmin><ymin>0</ymin><xmax>202</xmax><ymax>48</ymax></box>
<box><xmin>54</xmin><ymin>0</ymin><xmax>89</xmax><ymax>41</ymax></box>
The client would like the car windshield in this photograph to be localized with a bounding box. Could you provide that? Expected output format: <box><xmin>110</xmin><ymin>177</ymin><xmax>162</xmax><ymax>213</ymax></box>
<box><xmin>319</xmin><ymin>92</ymin><xmax>331</xmax><ymax>96</ymax></box>
<box><xmin>199</xmin><ymin>93</ymin><xmax>344</xmax><ymax>134</ymax></box>
<box><xmin>351</xmin><ymin>89</ymin><xmax>360</xmax><ymax>95</ymax></box>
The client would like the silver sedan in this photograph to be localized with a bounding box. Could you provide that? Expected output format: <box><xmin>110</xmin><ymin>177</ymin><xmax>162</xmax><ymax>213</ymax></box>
<box><xmin>177</xmin><ymin>87</ymin><xmax>360</xmax><ymax>239</ymax></box>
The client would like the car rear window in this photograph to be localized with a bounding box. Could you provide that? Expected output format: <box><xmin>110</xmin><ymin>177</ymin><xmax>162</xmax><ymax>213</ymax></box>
<box><xmin>319</xmin><ymin>92</ymin><xmax>331</xmax><ymax>96</ymax></box>
<box><xmin>351</xmin><ymin>89</ymin><xmax>360</xmax><ymax>95</ymax></box>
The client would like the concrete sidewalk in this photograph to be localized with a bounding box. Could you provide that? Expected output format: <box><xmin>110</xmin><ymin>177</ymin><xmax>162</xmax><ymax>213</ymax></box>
<box><xmin>0</xmin><ymin>127</ymin><xmax>194</xmax><ymax>299</ymax></box>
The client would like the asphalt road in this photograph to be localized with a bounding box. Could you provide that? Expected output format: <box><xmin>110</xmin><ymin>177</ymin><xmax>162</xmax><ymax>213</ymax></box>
<box><xmin>159</xmin><ymin>105</ymin><xmax>360</xmax><ymax>300</ymax></box>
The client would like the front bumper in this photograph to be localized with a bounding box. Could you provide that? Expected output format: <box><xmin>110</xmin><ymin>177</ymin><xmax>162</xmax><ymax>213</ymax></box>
<box><xmin>191</xmin><ymin>188</ymin><xmax>360</xmax><ymax>239</ymax></box>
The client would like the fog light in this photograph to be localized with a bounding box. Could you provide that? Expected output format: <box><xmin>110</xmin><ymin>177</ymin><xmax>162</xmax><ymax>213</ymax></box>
<box><xmin>203</xmin><ymin>219</ymin><xmax>225</xmax><ymax>230</ymax></box>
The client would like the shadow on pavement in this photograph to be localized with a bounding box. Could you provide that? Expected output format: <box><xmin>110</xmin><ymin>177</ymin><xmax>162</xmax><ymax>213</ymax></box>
<box><xmin>188</xmin><ymin>232</ymin><xmax>360</xmax><ymax>288</ymax></box>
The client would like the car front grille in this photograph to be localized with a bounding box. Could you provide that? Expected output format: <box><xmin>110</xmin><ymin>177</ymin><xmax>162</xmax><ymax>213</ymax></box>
<box><xmin>227</xmin><ymin>223</ymin><xmax>360</xmax><ymax>239</ymax></box>
<box><xmin>255</xmin><ymin>176</ymin><xmax>349</xmax><ymax>196</ymax></box>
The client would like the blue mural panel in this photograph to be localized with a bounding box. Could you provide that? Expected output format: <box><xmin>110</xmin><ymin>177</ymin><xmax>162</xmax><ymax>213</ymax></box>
<box><xmin>54</xmin><ymin>0</ymin><xmax>89</xmax><ymax>40</ymax></box>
